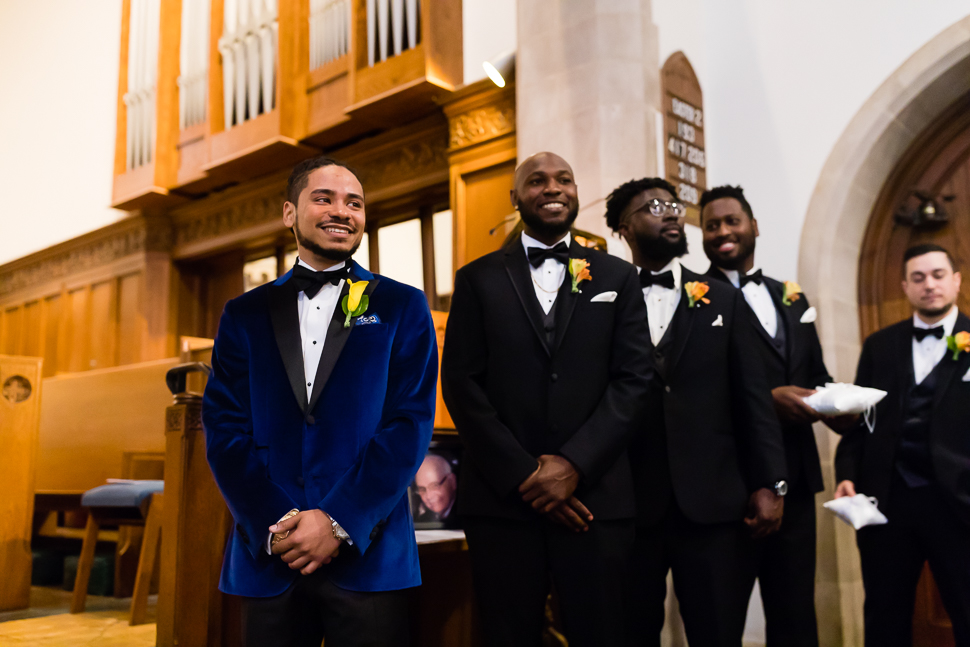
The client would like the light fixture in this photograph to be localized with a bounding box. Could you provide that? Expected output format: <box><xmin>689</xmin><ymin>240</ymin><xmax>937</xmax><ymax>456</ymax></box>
<box><xmin>483</xmin><ymin>50</ymin><xmax>515</xmax><ymax>88</ymax></box>
<box><xmin>894</xmin><ymin>190</ymin><xmax>954</xmax><ymax>228</ymax></box>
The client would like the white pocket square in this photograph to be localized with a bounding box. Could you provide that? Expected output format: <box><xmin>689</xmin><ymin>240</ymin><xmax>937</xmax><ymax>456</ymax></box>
<box><xmin>711</xmin><ymin>314</ymin><xmax>723</xmax><ymax>327</ymax></box>
<box><xmin>800</xmin><ymin>306</ymin><xmax>818</xmax><ymax>323</ymax></box>
<box><xmin>963</xmin><ymin>367</ymin><xmax>970</xmax><ymax>382</ymax></box>
<box><xmin>590</xmin><ymin>291</ymin><xmax>617</xmax><ymax>303</ymax></box>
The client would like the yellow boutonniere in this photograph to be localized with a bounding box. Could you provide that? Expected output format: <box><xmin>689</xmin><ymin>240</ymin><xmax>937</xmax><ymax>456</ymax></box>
<box><xmin>947</xmin><ymin>331</ymin><xmax>970</xmax><ymax>361</ymax></box>
<box><xmin>568</xmin><ymin>258</ymin><xmax>592</xmax><ymax>293</ymax></box>
<box><xmin>684</xmin><ymin>281</ymin><xmax>710</xmax><ymax>308</ymax></box>
<box><xmin>782</xmin><ymin>281</ymin><xmax>803</xmax><ymax>306</ymax></box>
<box><xmin>342</xmin><ymin>279</ymin><xmax>370</xmax><ymax>328</ymax></box>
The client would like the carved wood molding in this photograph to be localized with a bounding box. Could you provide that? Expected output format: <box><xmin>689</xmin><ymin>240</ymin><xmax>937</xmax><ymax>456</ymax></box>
<box><xmin>443</xmin><ymin>80</ymin><xmax>516</xmax><ymax>152</ymax></box>
<box><xmin>0</xmin><ymin>215</ymin><xmax>172</xmax><ymax>299</ymax></box>
<box><xmin>172</xmin><ymin>188</ymin><xmax>287</xmax><ymax>253</ymax></box>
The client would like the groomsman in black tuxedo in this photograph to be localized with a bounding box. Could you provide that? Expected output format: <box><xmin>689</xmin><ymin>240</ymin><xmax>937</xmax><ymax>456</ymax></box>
<box><xmin>701</xmin><ymin>185</ymin><xmax>849</xmax><ymax>647</ymax></box>
<box><xmin>441</xmin><ymin>152</ymin><xmax>652</xmax><ymax>647</ymax></box>
<box><xmin>835</xmin><ymin>244</ymin><xmax>970</xmax><ymax>647</ymax></box>
<box><xmin>606</xmin><ymin>178</ymin><xmax>788</xmax><ymax>647</ymax></box>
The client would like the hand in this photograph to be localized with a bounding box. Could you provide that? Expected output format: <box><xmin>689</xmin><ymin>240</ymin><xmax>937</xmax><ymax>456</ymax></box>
<box><xmin>546</xmin><ymin>497</ymin><xmax>593</xmax><ymax>532</ymax></box>
<box><xmin>518</xmin><ymin>455</ymin><xmax>581</xmax><ymax>514</ymax></box>
<box><xmin>771</xmin><ymin>385</ymin><xmax>821</xmax><ymax>424</ymax></box>
<box><xmin>270</xmin><ymin>509</ymin><xmax>341</xmax><ymax>575</ymax></box>
<box><xmin>834</xmin><ymin>480</ymin><xmax>857</xmax><ymax>499</ymax></box>
<box><xmin>744</xmin><ymin>487</ymin><xmax>784</xmax><ymax>539</ymax></box>
<box><xmin>822</xmin><ymin>414</ymin><xmax>859</xmax><ymax>434</ymax></box>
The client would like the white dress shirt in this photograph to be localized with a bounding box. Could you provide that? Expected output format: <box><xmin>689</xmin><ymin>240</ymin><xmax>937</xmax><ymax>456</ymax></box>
<box><xmin>639</xmin><ymin>259</ymin><xmax>682</xmax><ymax>346</ymax></box>
<box><xmin>912</xmin><ymin>306</ymin><xmax>958</xmax><ymax>385</ymax></box>
<box><xmin>296</xmin><ymin>258</ymin><xmax>346</xmax><ymax>400</ymax></box>
<box><xmin>266</xmin><ymin>257</ymin><xmax>349</xmax><ymax>553</ymax></box>
<box><xmin>720</xmin><ymin>267</ymin><xmax>778</xmax><ymax>338</ymax></box>
<box><xmin>521</xmin><ymin>232</ymin><xmax>571</xmax><ymax>314</ymax></box>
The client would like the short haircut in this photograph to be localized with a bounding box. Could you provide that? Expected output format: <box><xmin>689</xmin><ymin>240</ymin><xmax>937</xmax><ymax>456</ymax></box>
<box><xmin>286</xmin><ymin>156</ymin><xmax>363</xmax><ymax>207</ymax></box>
<box><xmin>699</xmin><ymin>185</ymin><xmax>754</xmax><ymax>222</ymax></box>
<box><xmin>604</xmin><ymin>177</ymin><xmax>678</xmax><ymax>232</ymax></box>
<box><xmin>902</xmin><ymin>243</ymin><xmax>958</xmax><ymax>276</ymax></box>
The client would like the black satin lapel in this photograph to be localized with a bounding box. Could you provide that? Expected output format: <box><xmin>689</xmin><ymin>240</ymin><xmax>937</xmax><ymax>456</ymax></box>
<box><xmin>552</xmin><ymin>241</ymin><xmax>587</xmax><ymax>353</ymax></box>
<box><xmin>307</xmin><ymin>277</ymin><xmax>381</xmax><ymax>414</ymax></box>
<box><xmin>504</xmin><ymin>245</ymin><xmax>551</xmax><ymax>357</ymax></box>
<box><xmin>268</xmin><ymin>283</ymin><xmax>308</xmax><ymax>413</ymax></box>
<box><xmin>665</xmin><ymin>288</ymin><xmax>695</xmax><ymax>374</ymax></box>
<box><xmin>933</xmin><ymin>316</ymin><xmax>970</xmax><ymax>409</ymax></box>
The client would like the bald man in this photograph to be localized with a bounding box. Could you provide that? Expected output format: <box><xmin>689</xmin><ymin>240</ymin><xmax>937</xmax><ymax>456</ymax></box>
<box><xmin>413</xmin><ymin>454</ymin><xmax>457</xmax><ymax>522</ymax></box>
<box><xmin>442</xmin><ymin>153</ymin><xmax>652</xmax><ymax>647</ymax></box>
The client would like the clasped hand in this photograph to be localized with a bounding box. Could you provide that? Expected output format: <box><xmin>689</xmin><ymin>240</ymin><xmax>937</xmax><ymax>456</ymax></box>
<box><xmin>745</xmin><ymin>487</ymin><xmax>784</xmax><ymax>539</ymax></box>
<box><xmin>270</xmin><ymin>509</ymin><xmax>341</xmax><ymax>575</ymax></box>
<box><xmin>519</xmin><ymin>455</ymin><xmax>593</xmax><ymax>533</ymax></box>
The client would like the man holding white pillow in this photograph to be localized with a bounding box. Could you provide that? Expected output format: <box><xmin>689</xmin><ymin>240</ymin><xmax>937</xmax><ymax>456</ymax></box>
<box><xmin>835</xmin><ymin>243</ymin><xmax>970</xmax><ymax>647</ymax></box>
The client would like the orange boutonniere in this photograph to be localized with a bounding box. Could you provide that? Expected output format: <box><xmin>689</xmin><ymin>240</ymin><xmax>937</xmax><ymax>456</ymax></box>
<box><xmin>782</xmin><ymin>281</ymin><xmax>802</xmax><ymax>306</ymax></box>
<box><xmin>568</xmin><ymin>258</ymin><xmax>591</xmax><ymax>293</ymax></box>
<box><xmin>684</xmin><ymin>281</ymin><xmax>710</xmax><ymax>308</ymax></box>
<box><xmin>947</xmin><ymin>331</ymin><xmax>970</xmax><ymax>361</ymax></box>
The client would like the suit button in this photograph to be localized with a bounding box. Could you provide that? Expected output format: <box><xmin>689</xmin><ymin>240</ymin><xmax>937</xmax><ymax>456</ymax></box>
<box><xmin>306</xmin><ymin>415</ymin><xmax>315</xmax><ymax>425</ymax></box>
<box><xmin>665</xmin><ymin>386</ymin><xmax>671</xmax><ymax>393</ymax></box>
<box><xmin>296</xmin><ymin>477</ymin><xmax>305</xmax><ymax>486</ymax></box>
<box><xmin>551</xmin><ymin>373</ymin><xmax>558</xmax><ymax>382</ymax></box>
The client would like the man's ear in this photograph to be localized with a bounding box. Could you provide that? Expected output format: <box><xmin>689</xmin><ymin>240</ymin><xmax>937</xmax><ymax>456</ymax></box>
<box><xmin>510</xmin><ymin>189</ymin><xmax>518</xmax><ymax>209</ymax></box>
<box><xmin>752</xmin><ymin>218</ymin><xmax>760</xmax><ymax>238</ymax></box>
<box><xmin>282</xmin><ymin>201</ymin><xmax>297</xmax><ymax>228</ymax></box>
<box><xmin>954</xmin><ymin>271</ymin><xmax>962</xmax><ymax>291</ymax></box>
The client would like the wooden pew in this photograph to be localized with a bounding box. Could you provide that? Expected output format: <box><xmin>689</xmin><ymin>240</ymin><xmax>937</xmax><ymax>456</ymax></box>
<box><xmin>0</xmin><ymin>355</ymin><xmax>43</xmax><ymax>612</ymax></box>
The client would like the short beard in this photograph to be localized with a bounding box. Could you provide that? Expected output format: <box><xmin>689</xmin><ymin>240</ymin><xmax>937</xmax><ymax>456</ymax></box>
<box><xmin>715</xmin><ymin>238</ymin><xmax>755</xmax><ymax>271</ymax></box>
<box><xmin>636</xmin><ymin>230</ymin><xmax>688</xmax><ymax>263</ymax></box>
<box><xmin>518</xmin><ymin>203</ymin><xmax>579</xmax><ymax>240</ymax></box>
<box><xmin>294</xmin><ymin>219</ymin><xmax>361</xmax><ymax>264</ymax></box>
<box><xmin>918</xmin><ymin>301</ymin><xmax>956</xmax><ymax>320</ymax></box>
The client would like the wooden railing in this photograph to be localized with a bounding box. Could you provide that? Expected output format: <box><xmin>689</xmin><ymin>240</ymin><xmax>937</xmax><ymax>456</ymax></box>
<box><xmin>112</xmin><ymin>0</ymin><xmax>462</xmax><ymax>210</ymax></box>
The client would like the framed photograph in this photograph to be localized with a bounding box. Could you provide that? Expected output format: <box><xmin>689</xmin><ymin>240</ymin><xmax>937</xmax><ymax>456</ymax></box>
<box><xmin>409</xmin><ymin>439</ymin><xmax>461</xmax><ymax>529</ymax></box>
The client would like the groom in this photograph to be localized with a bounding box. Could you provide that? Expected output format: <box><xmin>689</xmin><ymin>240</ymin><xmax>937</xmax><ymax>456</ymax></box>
<box><xmin>202</xmin><ymin>157</ymin><xmax>438</xmax><ymax>647</ymax></box>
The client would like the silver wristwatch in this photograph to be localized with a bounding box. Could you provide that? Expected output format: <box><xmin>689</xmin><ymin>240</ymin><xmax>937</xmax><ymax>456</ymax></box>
<box><xmin>331</xmin><ymin>517</ymin><xmax>351</xmax><ymax>542</ymax></box>
<box><xmin>774</xmin><ymin>480</ymin><xmax>789</xmax><ymax>497</ymax></box>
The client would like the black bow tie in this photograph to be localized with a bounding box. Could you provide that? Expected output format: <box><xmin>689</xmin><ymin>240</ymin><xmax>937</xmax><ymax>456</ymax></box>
<box><xmin>291</xmin><ymin>263</ymin><xmax>349</xmax><ymax>299</ymax></box>
<box><xmin>913</xmin><ymin>326</ymin><xmax>945</xmax><ymax>342</ymax></box>
<box><xmin>640</xmin><ymin>270</ymin><xmax>675</xmax><ymax>290</ymax></box>
<box><xmin>527</xmin><ymin>242</ymin><xmax>570</xmax><ymax>268</ymax></box>
<box><xmin>739</xmin><ymin>269</ymin><xmax>763</xmax><ymax>287</ymax></box>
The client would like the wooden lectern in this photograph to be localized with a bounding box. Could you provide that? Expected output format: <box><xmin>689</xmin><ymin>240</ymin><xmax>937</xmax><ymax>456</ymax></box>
<box><xmin>0</xmin><ymin>355</ymin><xmax>43</xmax><ymax>611</ymax></box>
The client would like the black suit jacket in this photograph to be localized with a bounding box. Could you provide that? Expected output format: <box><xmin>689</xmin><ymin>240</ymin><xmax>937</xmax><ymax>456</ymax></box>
<box><xmin>835</xmin><ymin>313</ymin><xmax>970</xmax><ymax>525</ymax></box>
<box><xmin>706</xmin><ymin>267</ymin><xmax>832</xmax><ymax>493</ymax></box>
<box><xmin>441</xmin><ymin>237</ymin><xmax>653</xmax><ymax>521</ymax></box>
<box><xmin>631</xmin><ymin>265</ymin><xmax>787</xmax><ymax>526</ymax></box>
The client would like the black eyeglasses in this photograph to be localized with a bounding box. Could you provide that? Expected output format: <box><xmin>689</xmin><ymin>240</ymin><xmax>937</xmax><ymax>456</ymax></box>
<box><xmin>642</xmin><ymin>199</ymin><xmax>686</xmax><ymax>218</ymax></box>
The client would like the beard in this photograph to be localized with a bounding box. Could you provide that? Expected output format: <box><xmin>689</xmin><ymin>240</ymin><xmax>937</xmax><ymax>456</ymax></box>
<box><xmin>518</xmin><ymin>203</ymin><xmax>579</xmax><ymax>240</ymax></box>
<box><xmin>918</xmin><ymin>301</ymin><xmax>956</xmax><ymax>319</ymax></box>
<box><xmin>294</xmin><ymin>219</ymin><xmax>361</xmax><ymax>263</ymax></box>
<box><xmin>712</xmin><ymin>236</ymin><xmax>755</xmax><ymax>271</ymax></box>
<box><xmin>636</xmin><ymin>229</ymin><xmax>688</xmax><ymax>262</ymax></box>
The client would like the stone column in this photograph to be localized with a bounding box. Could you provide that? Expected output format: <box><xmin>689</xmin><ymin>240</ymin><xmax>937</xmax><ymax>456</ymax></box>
<box><xmin>516</xmin><ymin>0</ymin><xmax>662</xmax><ymax>257</ymax></box>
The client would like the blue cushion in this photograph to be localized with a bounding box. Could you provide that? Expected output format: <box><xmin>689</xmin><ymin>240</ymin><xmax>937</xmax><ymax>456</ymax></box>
<box><xmin>81</xmin><ymin>481</ymin><xmax>164</xmax><ymax>508</ymax></box>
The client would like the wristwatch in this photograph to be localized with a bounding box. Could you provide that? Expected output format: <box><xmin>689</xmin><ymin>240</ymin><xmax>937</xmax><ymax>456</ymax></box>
<box><xmin>331</xmin><ymin>517</ymin><xmax>351</xmax><ymax>542</ymax></box>
<box><xmin>774</xmin><ymin>480</ymin><xmax>789</xmax><ymax>497</ymax></box>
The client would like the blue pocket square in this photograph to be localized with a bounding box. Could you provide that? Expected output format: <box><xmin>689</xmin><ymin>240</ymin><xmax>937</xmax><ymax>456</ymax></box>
<box><xmin>356</xmin><ymin>314</ymin><xmax>382</xmax><ymax>325</ymax></box>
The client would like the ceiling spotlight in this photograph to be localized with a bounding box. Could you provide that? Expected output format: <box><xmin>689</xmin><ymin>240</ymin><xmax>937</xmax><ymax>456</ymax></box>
<box><xmin>483</xmin><ymin>50</ymin><xmax>515</xmax><ymax>88</ymax></box>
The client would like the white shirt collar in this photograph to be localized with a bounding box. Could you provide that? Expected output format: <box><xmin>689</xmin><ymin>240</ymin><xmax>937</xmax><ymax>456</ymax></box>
<box><xmin>719</xmin><ymin>266</ymin><xmax>759</xmax><ymax>289</ymax></box>
<box><xmin>296</xmin><ymin>257</ymin><xmax>347</xmax><ymax>273</ymax></box>
<box><xmin>521</xmin><ymin>231</ymin><xmax>571</xmax><ymax>252</ymax></box>
<box><xmin>637</xmin><ymin>258</ymin><xmax>682</xmax><ymax>291</ymax></box>
<box><xmin>913</xmin><ymin>305</ymin><xmax>959</xmax><ymax>336</ymax></box>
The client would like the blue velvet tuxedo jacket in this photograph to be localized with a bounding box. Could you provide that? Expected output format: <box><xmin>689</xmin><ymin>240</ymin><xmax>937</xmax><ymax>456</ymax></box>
<box><xmin>202</xmin><ymin>261</ymin><xmax>437</xmax><ymax>597</ymax></box>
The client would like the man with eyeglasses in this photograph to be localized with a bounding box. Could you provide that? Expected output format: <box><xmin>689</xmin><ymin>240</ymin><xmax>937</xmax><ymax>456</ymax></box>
<box><xmin>413</xmin><ymin>454</ymin><xmax>458</xmax><ymax>523</ymax></box>
<box><xmin>605</xmin><ymin>178</ymin><xmax>787</xmax><ymax>647</ymax></box>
